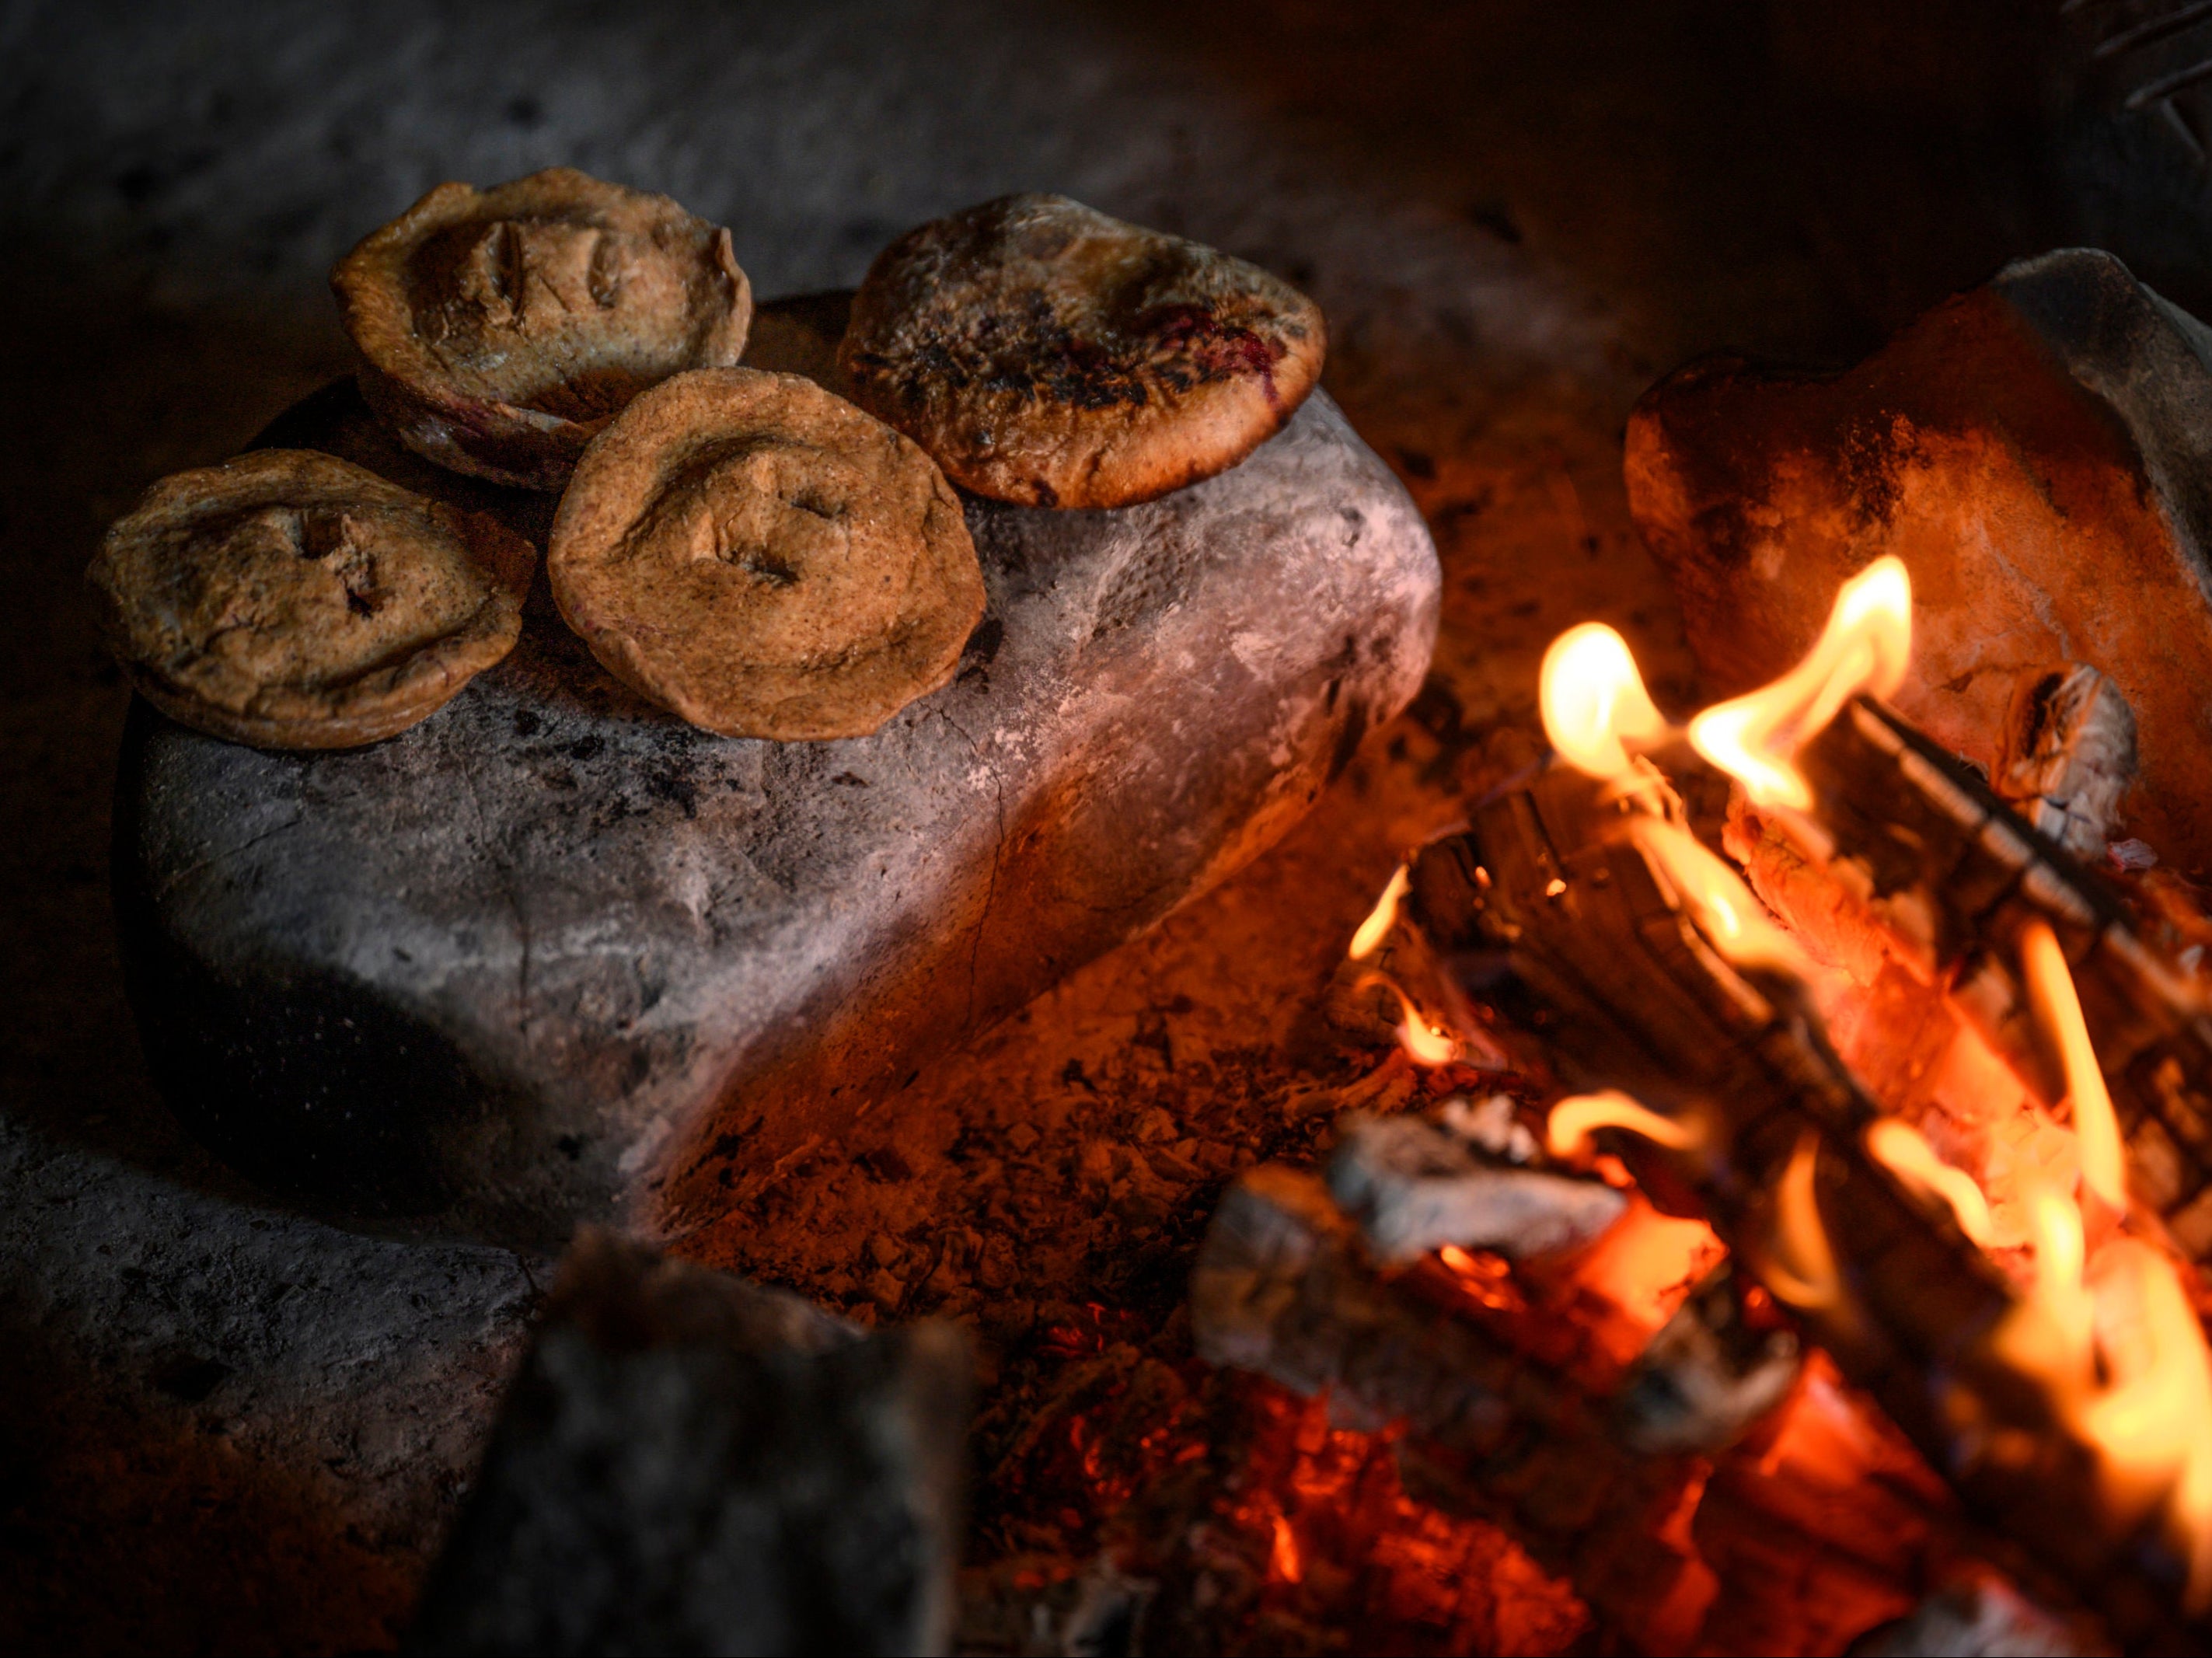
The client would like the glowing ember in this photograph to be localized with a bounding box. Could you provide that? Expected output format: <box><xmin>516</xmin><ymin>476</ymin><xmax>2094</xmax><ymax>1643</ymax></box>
<box><xmin>1348</xmin><ymin>866</ymin><xmax>1409</xmax><ymax>960</ymax></box>
<box><xmin>2018</xmin><ymin>917</ymin><xmax>2128</xmax><ymax>1213</ymax></box>
<box><xmin>1864</xmin><ymin>1119</ymin><xmax>1992</xmax><ymax>1244</ymax></box>
<box><xmin>1686</xmin><ymin>556</ymin><xmax>1910</xmax><ymax>810</ymax></box>
<box><xmin>1544</xmin><ymin>1090</ymin><xmax>1701</xmax><ymax>1161</ymax></box>
<box><xmin>1539</xmin><ymin>621</ymin><xmax>1669</xmax><ymax>782</ymax></box>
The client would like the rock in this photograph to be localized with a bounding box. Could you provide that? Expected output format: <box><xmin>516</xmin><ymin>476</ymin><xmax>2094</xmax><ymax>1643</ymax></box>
<box><xmin>1624</xmin><ymin>248</ymin><xmax>2212</xmax><ymax>872</ymax></box>
<box><xmin>115</xmin><ymin>302</ymin><xmax>1439</xmax><ymax>1243</ymax></box>
<box><xmin>405</xmin><ymin>1230</ymin><xmax>969</xmax><ymax>1657</ymax></box>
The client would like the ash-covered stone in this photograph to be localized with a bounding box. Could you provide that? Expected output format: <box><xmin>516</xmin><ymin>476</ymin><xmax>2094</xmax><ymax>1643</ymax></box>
<box><xmin>1611</xmin><ymin>1262</ymin><xmax>1799</xmax><ymax>1456</ymax></box>
<box><xmin>406</xmin><ymin>1229</ymin><xmax>969</xmax><ymax>1657</ymax></box>
<box><xmin>116</xmin><ymin>310</ymin><xmax>1439</xmax><ymax>1243</ymax></box>
<box><xmin>1324</xmin><ymin>1109</ymin><xmax>1624</xmax><ymax>1262</ymax></box>
<box><xmin>1626</xmin><ymin>249</ymin><xmax>2212</xmax><ymax>872</ymax></box>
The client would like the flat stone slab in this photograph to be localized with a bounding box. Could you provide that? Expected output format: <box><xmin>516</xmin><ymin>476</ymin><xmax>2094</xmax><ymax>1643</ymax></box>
<box><xmin>117</xmin><ymin>339</ymin><xmax>1439</xmax><ymax>1244</ymax></box>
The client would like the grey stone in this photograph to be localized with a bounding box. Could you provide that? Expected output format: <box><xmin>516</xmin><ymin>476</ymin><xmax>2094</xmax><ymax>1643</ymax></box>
<box><xmin>406</xmin><ymin>1230</ymin><xmax>969</xmax><ymax>1657</ymax></box>
<box><xmin>116</xmin><ymin>348</ymin><xmax>1438</xmax><ymax>1245</ymax></box>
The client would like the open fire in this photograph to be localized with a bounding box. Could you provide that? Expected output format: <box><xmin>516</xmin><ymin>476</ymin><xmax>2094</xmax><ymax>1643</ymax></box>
<box><xmin>1206</xmin><ymin>557</ymin><xmax>2212</xmax><ymax>1650</ymax></box>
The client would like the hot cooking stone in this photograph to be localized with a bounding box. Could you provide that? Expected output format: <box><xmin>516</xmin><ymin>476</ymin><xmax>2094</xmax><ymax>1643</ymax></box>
<box><xmin>115</xmin><ymin>369</ymin><xmax>1439</xmax><ymax>1244</ymax></box>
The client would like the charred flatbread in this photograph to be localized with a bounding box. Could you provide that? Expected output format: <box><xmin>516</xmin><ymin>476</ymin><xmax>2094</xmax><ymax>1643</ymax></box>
<box><xmin>89</xmin><ymin>449</ymin><xmax>535</xmax><ymax>749</ymax></box>
<box><xmin>333</xmin><ymin>168</ymin><xmax>752</xmax><ymax>490</ymax></box>
<box><xmin>839</xmin><ymin>194</ymin><xmax>1324</xmax><ymax>508</ymax></box>
<box><xmin>547</xmin><ymin>367</ymin><xmax>985</xmax><ymax>740</ymax></box>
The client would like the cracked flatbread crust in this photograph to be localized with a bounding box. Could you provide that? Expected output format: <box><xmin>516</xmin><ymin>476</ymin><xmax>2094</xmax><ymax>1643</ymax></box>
<box><xmin>549</xmin><ymin>367</ymin><xmax>985</xmax><ymax>740</ymax></box>
<box><xmin>334</xmin><ymin>168</ymin><xmax>752</xmax><ymax>490</ymax></box>
<box><xmin>839</xmin><ymin>194</ymin><xmax>1323</xmax><ymax>508</ymax></box>
<box><xmin>89</xmin><ymin>449</ymin><xmax>536</xmax><ymax>749</ymax></box>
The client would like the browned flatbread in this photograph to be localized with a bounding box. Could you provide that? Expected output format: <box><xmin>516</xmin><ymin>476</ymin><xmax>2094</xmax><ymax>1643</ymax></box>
<box><xmin>548</xmin><ymin>367</ymin><xmax>986</xmax><ymax>740</ymax></box>
<box><xmin>89</xmin><ymin>449</ymin><xmax>536</xmax><ymax>749</ymax></box>
<box><xmin>838</xmin><ymin>194</ymin><xmax>1324</xmax><ymax>508</ymax></box>
<box><xmin>333</xmin><ymin>168</ymin><xmax>752</xmax><ymax>491</ymax></box>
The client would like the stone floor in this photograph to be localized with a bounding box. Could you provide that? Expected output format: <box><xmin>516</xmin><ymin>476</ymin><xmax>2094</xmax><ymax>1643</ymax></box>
<box><xmin>0</xmin><ymin>2</ymin><xmax>2189</xmax><ymax>1650</ymax></box>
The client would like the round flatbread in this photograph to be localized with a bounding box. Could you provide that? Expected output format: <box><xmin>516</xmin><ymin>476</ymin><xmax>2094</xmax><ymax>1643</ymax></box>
<box><xmin>839</xmin><ymin>194</ymin><xmax>1324</xmax><ymax>508</ymax></box>
<box><xmin>548</xmin><ymin>367</ymin><xmax>986</xmax><ymax>740</ymax></box>
<box><xmin>333</xmin><ymin>168</ymin><xmax>752</xmax><ymax>490</ymax></box>
<box><xmin>89</xmin><ymin>449</ymin><xmax>536</xmax><ymax>749</ymax></box>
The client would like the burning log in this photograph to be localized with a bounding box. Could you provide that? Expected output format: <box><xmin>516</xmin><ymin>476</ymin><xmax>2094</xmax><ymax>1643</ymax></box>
<box><xmin>1192</xmin><ymin>1162</ymin><xmax>1725</xmax><ymax>1651</ymax></box>
<box><xmin>1401</xmin><ymin>754</ymin><xmax>2207</xmax><ymax>1649</ymax></box>
<box><xmin>405</xmin><ymin>1230</ymin><xmax>971</xmax><ymax>1657</ymax></box>
<box><xmin>1193</xmin><ymin>1154</ymin><xmax>1955</xmax><ymax>1653</ymax></box>
<box><xmin>1323</xmin><ymin>1109</ymin><xmax>1627</xmax><ymax>1262</ymax></box>
<box><xmin>1770</xmin><ymin>692</ymin><xmax>2212</xmax><ymax>1259</ymax></box>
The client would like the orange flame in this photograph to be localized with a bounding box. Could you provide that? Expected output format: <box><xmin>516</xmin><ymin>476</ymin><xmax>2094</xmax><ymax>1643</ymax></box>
<box><xmin>1544</xmin><ymin>1090</ymin><xmax>1703</xmax><ymax>1161</ymax></box>
<box><xmin>1765</xmin><ymin>1130</ymin><xmax>1845</xmax><ymax>1314</ymax></box>
<box><xmin>1349</xmin><ymin>866</ymin><xmax>1409</xmax><ymax>961</ymax></box>
<box><xmin>1376</xmin><ymin>978</ymin><xmax>1457</xmax><ymax>1067</ymax></box>
<box><xmin>1864</xmin><ymin>1119</ymin><xmax>1992</xmax><ymax>1245</ymax></box>
<box><xmin>2018</xmin><ymin>918</ymin><xmax>2127</xmax><ymax>1213</ymax></box>
<box><xmin>1687</xmin><ymin>557</ymin><xmax>1911</xmax><ymax>810</ymax></box>
<box><xmin>1539</xmin><ymin>622</ymin><xmax>1669</xmax><ymax>782</ymax></box>
<box><xmin>1628</xmin><ymin>817</ymin><xmax>1815</xmax><ymax>980</ymax></box>
<box><xmin>2079</xmin><ymin>1241</ymin><xmax>2212</xmax><ymax>1607</ymax></box>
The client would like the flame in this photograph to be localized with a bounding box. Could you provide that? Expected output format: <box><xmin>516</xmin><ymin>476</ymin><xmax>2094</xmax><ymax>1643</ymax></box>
<box><xmin>1539</xmin><ymin>622</ymin><xmax>1669</xmax><ymax>781</ymax></box>
<box><xmin>1628</xmin><ymin>817</ymin><xmax>1815</xmax><ymax>980</ymax></box>
<box><xmin>1349</xmin><ymin>866</ymin><xmax>1409</xmax><ymax>960</ymax></box>
<box><xmin>2078</xmin><ymin>1241</ymin><xmax>2212</xmax><ymax>1607</ymax></box>
<box><xmin>1864</xmin><ymin>1119</ymin><xmax>1992</xmax><ymax>1245</ymax></box>
<box><xmin>1544</xmin><ymin>1090</ymin><xmax>1702</xmax><ymax>1161</ymax></box>
<box><xmin>2018</xmin><ymin>918</ymin><xmax>2127</xmax><ymax>1213</ymax></box>
<box><xmin>1764</xmin><ymin>1130</ymin><xmax>1845</xmax><ymax>1314</ymax></box>
<box><xmin>1687</xmin><ymin>557</ymin><xmax>1911</xmax><ymax>810</ymax></box>
<box><xmin>1377</xmin><ymin>978</ymin><xmax>1457</xmax><ymax>1066</ymax></box>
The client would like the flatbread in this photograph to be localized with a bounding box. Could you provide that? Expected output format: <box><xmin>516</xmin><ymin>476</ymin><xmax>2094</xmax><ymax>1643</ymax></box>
<box><xmin>839</xmin><ymin>194</ymin><xmax>1324</xmax><ymax>508</ymax></box>
<box><xmin>89</xmin><ymin>449</ymin><xmax>535</xmax><ymax>749</ymax></box>
<box><xmin>547</xmin><ymin>367</ymin><xmax>985</xmax><ymax>739</ymax></box>
<box><xmin>333</xmin><ymin>168</ymin><xmax>752</xmax><ymax>490</ymax></box>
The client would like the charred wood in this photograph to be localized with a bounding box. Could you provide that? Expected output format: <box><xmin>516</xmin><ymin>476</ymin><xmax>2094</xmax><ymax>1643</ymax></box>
<box><xmin>1613</xmin><ymin>1261</ymin><xmax>1801</xmax><ymax>1457</ymax></box>
<box><xmin>1786</xmin><ymin>696</ymin><xmax>2212</xmax><ymax>1259</ymax></box>
<box><xmin>1405</xmin><ymin>757</ymin><xmax>2203</xmax><ymax>1650</ymax></box>
<box><xmin>1325</xmin><ymin>1111</ymin><xmax>1626</xmax><ymax>1263</ymax></box>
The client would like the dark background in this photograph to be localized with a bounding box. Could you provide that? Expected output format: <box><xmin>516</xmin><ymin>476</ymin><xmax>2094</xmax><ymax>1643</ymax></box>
<box><xmin>3</xmin><ymin>2</ymin><xmax>2206</xmax><ymax>1649</ymax></box>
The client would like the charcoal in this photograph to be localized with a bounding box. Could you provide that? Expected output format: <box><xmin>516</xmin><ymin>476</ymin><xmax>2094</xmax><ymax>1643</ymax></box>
<box><xmin>1612</xmin><ymin>1262</ymin><xmax>1800</xmax><ymax>1456</ymax></box>
<box><xmin>406</xmin><ymin>1230</ymin><xmax>971</xmax><ymax>1657</ymax></box>
<box><xmin>1324</xmin><ymin>1111</ymin><xmax>1624</xmax><ymax>1263</ymax></box>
